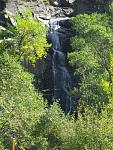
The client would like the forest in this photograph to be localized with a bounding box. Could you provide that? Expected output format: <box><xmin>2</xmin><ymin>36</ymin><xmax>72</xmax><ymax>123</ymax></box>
<box><xmin>1</xmin><ymin>0</ymin><xmax>113</xmax><ymax>149</ymax></box>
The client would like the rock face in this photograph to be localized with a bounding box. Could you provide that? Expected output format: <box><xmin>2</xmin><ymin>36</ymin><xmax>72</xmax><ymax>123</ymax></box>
<box><xmin>5</xmin><ymin>0</ymin><xmax>74</xmax><ymax>18</ymax></box>
<box><xmin>2</xmin><ymin>0</ymin><xmax>112</xmax><ymax>22</ymax></box>
<box><xmin>1</xmin><ymin>0</ymin><xmax>113</xmax><ymax>19</ymax></box>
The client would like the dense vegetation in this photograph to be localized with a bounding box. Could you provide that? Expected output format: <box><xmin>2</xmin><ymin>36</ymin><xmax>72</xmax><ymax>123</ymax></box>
<box><xmin>68</xmin><ymin>4</ymin><xmax>113</xmax><ymax>107</ymax></box>
<box><xmin>1</xmin><ymin>3</ymin><xmax>113</xmax><ymax>150</ymax></box>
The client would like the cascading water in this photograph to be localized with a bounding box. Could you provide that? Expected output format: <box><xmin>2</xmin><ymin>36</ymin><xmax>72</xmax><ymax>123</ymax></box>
<box><xmin>36</xmin><ymin>17</ymin><xmax>74</xmax><ymax>113</ymax></box>
<box><xmin>49</xmin><ymin>18</ymin><xmax>74</xmax><ymax>113</ymax></box>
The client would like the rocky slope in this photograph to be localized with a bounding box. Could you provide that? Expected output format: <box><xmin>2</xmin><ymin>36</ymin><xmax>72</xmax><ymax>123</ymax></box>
<box><xmin>0</xmin><ymin>0</ymin><xmax>112</xmax><ymax>26</ymax></box>
<box><xmin>5</xmin><ymin>0</ymin><xmax>74</xmax><ymax>18</ymax></box>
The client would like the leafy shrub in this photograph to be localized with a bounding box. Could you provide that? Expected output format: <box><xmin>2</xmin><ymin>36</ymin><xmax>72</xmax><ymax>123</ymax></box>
<box><xmin>0</xmin><ymin>52</ymin><xmax>46</xmax><ymax>149</ymax></box>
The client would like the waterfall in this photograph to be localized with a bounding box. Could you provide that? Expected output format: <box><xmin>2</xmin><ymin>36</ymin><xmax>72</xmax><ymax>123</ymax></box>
<box><xmin>36</xmin><ymin>17</ymin><xmax>74</xmax><ymax>113</ymax></box>
<box><xmin>49</xmin><ymin>18</ymin><xmax>74</xmax><ymax>113</ymax></box>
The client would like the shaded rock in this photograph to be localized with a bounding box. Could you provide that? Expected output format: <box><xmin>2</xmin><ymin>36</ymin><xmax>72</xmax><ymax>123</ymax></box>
<box><xmin>72</xmin><ymin>0</ymin><xmax>109</xmax><ymax>14</ymax></box>
<box><xmin>68</xmin><ymin>0</ymin><xmax>75</xmax><ymax>4</ymax></box>
<box><xmin>0</xmin><ymin>0</ymin><xmax>6</xmax><ymax>12</ymax></box>
<box><xmin>62</xmin><ymin>7</ymin><xmax>74</xmax><ymax>16</ymax></box>
<box><xmin>53</xmin><ymin>1</ymin><xmax>59</xmax><ymax>6</ymax></box>
<box><xmin>49</xmin><ymin>0</ymin><xmax>59</xmax><ymax>6</ymax></box>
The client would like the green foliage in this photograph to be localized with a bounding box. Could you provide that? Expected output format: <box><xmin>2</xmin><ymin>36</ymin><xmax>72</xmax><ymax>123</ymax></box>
<box><xmin>3</xmin><ymin>9</ymin><xmax>50</xmax><ymax>63</ymax></box>
<box><xmin>61</xmin><ymin>107</ymin><xmax>113</xmax><ymax>150</ymax></box>
<box><xmin>1</xmin><ymin>52</ymin><xmax>113</xmax><ymax>149</ymax></box>
<box><xmin>2</xmin><ymin>2</ymin><xmax>113</xmax><ymax>150</ymax></box>
<box><xmin>68</xmin><ymin>7</ymin><xmax>113</xmax><ymax>106</ymax></box>
<box><xmin>0</xmin><ymin>8</ymin><xmax>50</xmax><ymax>149</ymax></box>
<box><xmin>0</xmin><ymin>52</ymin><xmax>46</xmax><ymax>149</ymax></box>
<box><xmin>23</xmin><ymin>102</ymin><xmax>113</xmax><ymax>150</ymax></box>
<box><xmin>30</xmin><ymin>102</ymin><xmax>65</xmax><ymax>150</ymax></box>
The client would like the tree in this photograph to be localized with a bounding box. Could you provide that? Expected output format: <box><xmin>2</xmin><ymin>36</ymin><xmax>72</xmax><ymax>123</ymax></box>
<box><xmin>0</xmin><ymin>52</ymin><xmax>46</xmax><ymax>149</ymax></box>
<box><xmin>68</xmin><ymin>7</ymin><xmax>113</xmax><ymax>107</ymax></box>
<box><xmin>0</xmin><ymin>8</ymin><xmax>50</xmax><ymax>149</ymax></box>
<box><xmin>3</xmin><ymin>8</ymin><xmax>50</xmax><ymax>63</ymax></box>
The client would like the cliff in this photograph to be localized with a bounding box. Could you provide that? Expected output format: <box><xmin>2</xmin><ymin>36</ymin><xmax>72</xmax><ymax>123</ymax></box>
<box><xmin>1</xmin><ymin>0</ymin><xmax>112</xmax><ymax>22</ymax></box>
